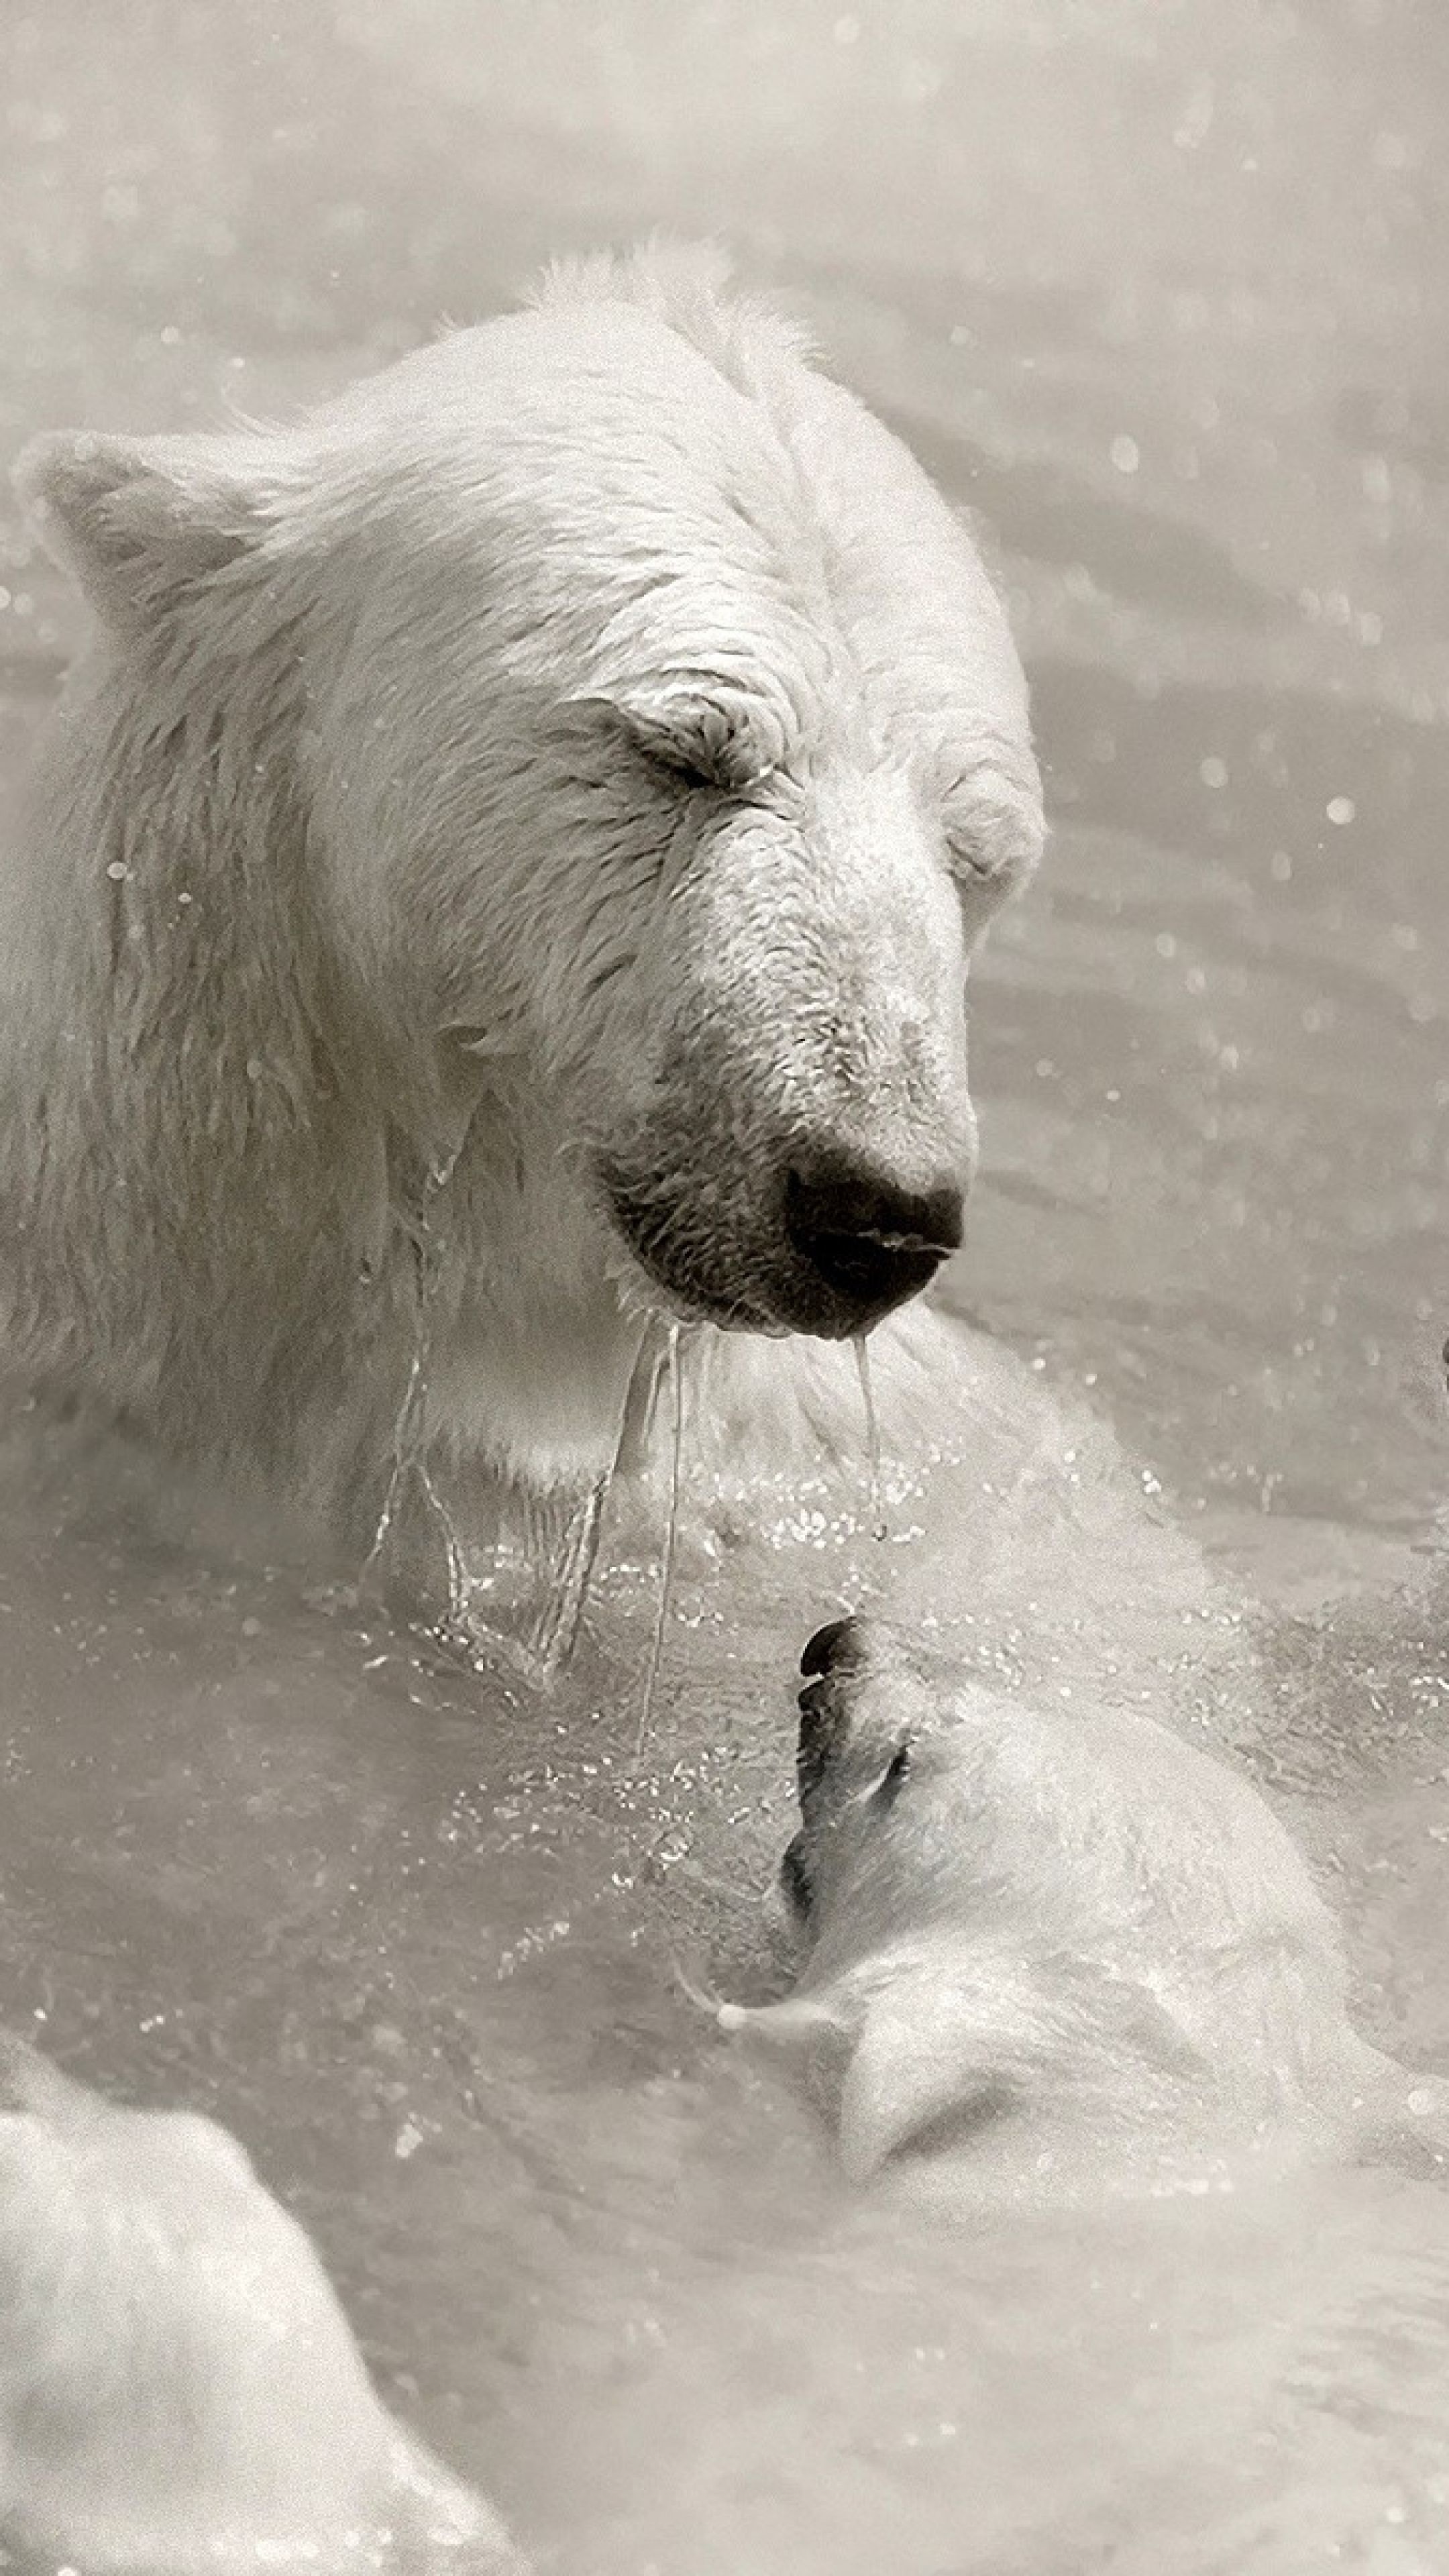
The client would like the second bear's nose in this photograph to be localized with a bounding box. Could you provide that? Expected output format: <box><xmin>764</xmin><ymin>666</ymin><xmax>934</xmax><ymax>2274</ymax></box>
<box><xmin>800</xmin><ymin>1615</ymin><xmax>859</xmax><ymax>1678</ymax></box>
<box><xmin>784</xmin><ymin>1157</ymin><xmax>964</xmax><ymax>1328</ymax></box>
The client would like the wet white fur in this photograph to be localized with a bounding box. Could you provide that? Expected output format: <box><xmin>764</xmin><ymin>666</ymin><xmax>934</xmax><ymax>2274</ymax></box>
<box><xmin>0</xmin><ymin>2037</ymin><xmax>519</xmax><ymax>2573</ymax></box>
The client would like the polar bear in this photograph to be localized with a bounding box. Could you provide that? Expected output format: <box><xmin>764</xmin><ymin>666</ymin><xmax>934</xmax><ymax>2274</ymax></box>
<box><xmin>709</xmin><ymin>1617</ymin><xmax>1449</xmax><ymax>2202</ymax></box>
<box><xmin>2</xmin><ymin>245</ymin><xmax>1043</xmax><ymax>1553</ymax></box>
<box><xmin>0</xmin><ymin>2033</ymin><xmax>519</xmax><ymax>2572</ymax></box>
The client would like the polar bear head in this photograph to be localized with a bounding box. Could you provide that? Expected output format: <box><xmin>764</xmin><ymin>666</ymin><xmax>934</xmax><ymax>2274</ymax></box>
<box><xmin>13</xmin><ymin>246</ymin><xmax>1042</xmax><ymax>1499</ymax></box>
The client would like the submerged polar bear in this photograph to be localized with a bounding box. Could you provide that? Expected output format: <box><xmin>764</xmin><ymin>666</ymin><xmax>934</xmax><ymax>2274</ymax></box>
<box><xmin>713</xmin><ymin>1616</ymin><xmax>1449</xmax><ymax>2200</ymax></box>
<box><xmin>3</xmin><ymin>245</ymin><xmax>1044</xmax><ymax>1546</ymax></box>
<box><xmin>0</xmin><ymin>2035</ymin><xmax>519</xmax><ymax>2573</ymax></box>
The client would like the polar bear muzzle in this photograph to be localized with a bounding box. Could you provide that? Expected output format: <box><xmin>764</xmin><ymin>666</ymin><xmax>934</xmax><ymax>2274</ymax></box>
<box><xmin>602</xmin><ymin>1144</ymin><xmax>965</xmax><ymax>1338</ymax></box>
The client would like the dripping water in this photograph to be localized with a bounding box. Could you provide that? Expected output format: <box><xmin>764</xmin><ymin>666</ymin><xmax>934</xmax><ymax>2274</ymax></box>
<box><xmin>364</xmin><ymin>1158</ymin><xmax>688</xmax><ymax>1688</ymax></box>
<box><xmin>362</xmin><ymin>1151</ymin><xmax>471</xmax><ymax>1615</ymax></box>
<box><xmin>853</xmin><ymin>1331</ymin><xmax>889</xmax><ymax>1543</ymax></box>
<box><xmin>635</xmin><ymin>1322</ymin><xmax>686</xmax><ymax>1756</ymax></box>
<box><xmin>523</xmin><ymin>1316</ymin><xmax>669</xmax><ymax>1678</ymax></box>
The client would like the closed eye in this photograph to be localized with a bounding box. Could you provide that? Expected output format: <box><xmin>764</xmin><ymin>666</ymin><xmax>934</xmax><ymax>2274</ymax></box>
<box><xmin>941</xmin><ymin>777</ymin><xmax>1045</xmax><ymax>897</ymax></box>
<box><xmin>634</xmin><ymin>730</ymin><xmax>731</xmax><ymax>795</ymax></box>
<box><xmin>943</xmin><ymin>812</ymin><xmax>1026</xmax><ymax>891</ymax></box>
<box><xmin>612</xmin><ymin>685</ymin><xmax>784</xmax><ymax>798</ymax></box>
<box><xmin>944</xmin><ymin>820</ymin><xmax>1006</xmax><ymax>885</ymax></box>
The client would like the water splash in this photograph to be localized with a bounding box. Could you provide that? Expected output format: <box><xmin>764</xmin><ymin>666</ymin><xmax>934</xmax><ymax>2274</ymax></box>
<box><xmin>636</xmin><ymin>1323</ymin><xmax>686</xmax><ymax>1756</ymax></box>
<box><xmin>853</xmin><ymin>1332</ymin><xmax>889</xmax><ymax>1543</ymax></box>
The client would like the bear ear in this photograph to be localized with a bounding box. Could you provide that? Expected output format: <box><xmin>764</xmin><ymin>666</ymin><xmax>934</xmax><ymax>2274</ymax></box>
<box><xmin>599</xmin><ymin>673</ymin><xmax>788</xmax><ymax>795</ymax></box>
<box><xmin>13</xmin><ymin>429</ymin><xmax>276</xmax><ymax>631</ymax></box>
<box><xmin>837</xmin><ymin>1982</ymin><xmax>1008</xmax><ymax>2182</ymax></box>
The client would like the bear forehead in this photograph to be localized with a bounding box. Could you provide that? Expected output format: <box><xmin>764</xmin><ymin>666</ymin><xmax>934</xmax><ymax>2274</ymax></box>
<box><xmin>310</xmin><ymin>302</ymin><xmax>1028</xmax><ymax>735</ymax></box>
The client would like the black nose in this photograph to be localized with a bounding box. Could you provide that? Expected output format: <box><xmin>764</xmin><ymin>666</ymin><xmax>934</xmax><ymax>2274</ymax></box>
<box><xmin>798</xmin><ymin>1617</ymin><xmax>861</xmax><ymax>1800</ymax></box>
<box><xmin>785</xmin><ymin>1158</ymin><xmax>964</xmax><ymax>1330</ymax></box>
<box><xmin>800</xmin><ymin>1616</ymin><xmax>858</xmax><ymax>1678</ymax></box>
